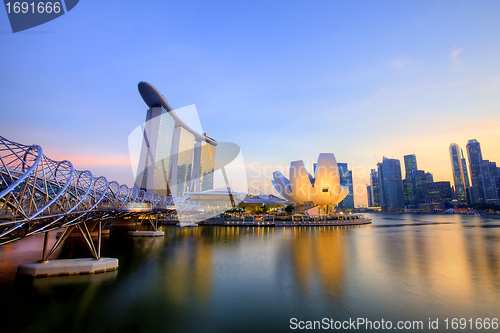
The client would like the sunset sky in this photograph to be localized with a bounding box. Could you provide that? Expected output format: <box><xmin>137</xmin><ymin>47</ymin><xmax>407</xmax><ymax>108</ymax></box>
<box><xmin>1</xmin><ymin>1</ymin><xmax>500</xmax><ymax>206</ymax></box>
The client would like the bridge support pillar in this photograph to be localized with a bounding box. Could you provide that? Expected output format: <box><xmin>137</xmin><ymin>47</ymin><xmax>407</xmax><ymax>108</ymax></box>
<box><xmin>128</xmin><ymin>213</ymin><xmax>164</xmax><ymax>237</ymax></box>
<box><xmin>18</xmin><ymin>221</ymin><xmax>119</xmax><ymax>278</ymax></box>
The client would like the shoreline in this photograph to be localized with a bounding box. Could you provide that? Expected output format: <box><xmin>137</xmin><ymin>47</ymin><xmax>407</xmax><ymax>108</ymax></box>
<box><xmin>200</xmin><ymin>218</ymin><xmax>372</xmax><ymax>227</ymax></box>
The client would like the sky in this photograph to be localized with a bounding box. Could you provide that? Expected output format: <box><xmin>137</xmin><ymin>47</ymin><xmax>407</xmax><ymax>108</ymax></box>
<box><xmin>1</xmin><ymin>0</ymin><xmax>500</xmax><ymax>206</ymax></box>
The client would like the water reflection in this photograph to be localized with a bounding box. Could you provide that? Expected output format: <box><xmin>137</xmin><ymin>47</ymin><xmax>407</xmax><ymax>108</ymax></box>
<box><xmin>278</xmin><ymin>226</ymin><xmax>349</xmax><ymax>300</ymax></box>
<box><xmin>0</xmin><ymin>214</ymin><xmax>500</xmax><ymax>332</ymax></box>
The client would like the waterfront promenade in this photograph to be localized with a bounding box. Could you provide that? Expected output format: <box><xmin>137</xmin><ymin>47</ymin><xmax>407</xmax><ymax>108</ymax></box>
<box><xmin>201</xmin><ymin>214</ymin><xmax>372</xmax><ymax>227</ymax></box>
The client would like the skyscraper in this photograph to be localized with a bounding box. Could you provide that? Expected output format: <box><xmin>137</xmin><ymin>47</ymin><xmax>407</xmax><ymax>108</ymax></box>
<box><xmin>466</xmin><ymin>139</ymin><xmax>484</xmax><ymax>204</ymax></box>
<box><xmin>403</xmin><ymin>154</ymin><xmax>417</xmax><ymax>207</ymax></box>
<box><xmin>378</xmin><ymin>157</ymin><xmax>404</xmax><ymax>210</ymax></box>
<box><xmin>367</xmin><ymin>185</ymin><xmax>373</xmax><ymax>207</ymax></box>
<box><xmin>480</xmin><ymin>160</ymin><xmax>500</xmax><ymax>205</ymax></box>
<box><xmin>337</xmin><ymin>162</ymin><xmax>354</xmax><ymax>209</ymax></box>
<box><xmin>449</xmin><ymin>143</ymin><xmax>471</xmax><ymax>203</ymax></box>
<box><xmin>404</xmin><ymin>154</ymin><xmax>417</xmax><ymax>178</ymax></box>
<box><xmin>369</xmin><ymin>169</ymin><xmax>380</xmax><ymax>207</ymax></box>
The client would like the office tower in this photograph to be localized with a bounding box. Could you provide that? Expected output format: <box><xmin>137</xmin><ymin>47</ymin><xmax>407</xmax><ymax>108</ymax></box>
<box><xmin>337</xmin><ymin>162</ymin><xmax>354</xmax><ymax>209</ymax></box>
<box><xmin>417</xmin><ymin>171</ymin><xmax>434</xmax><ymax>204</ymax></box>
<box><xmin>466</xmin><ymin>139</ymin><xmax>485</xmax><ymax>204</ymax></box>
<box><xmin>403</xmin><ymin>154</ymin><xmax>417</xmax><ymax>207</ymax></box>
<box><xmin>404</xmin><ymin>154</ymin><xmax>417</xmax><ymax>178</ymax></box>
<box><xmin>402</xmin><ymin>154</ymin><xmax>433</xmax><ymax>208</ymax></box>
<box><xmin>369</xmin><ymin>169</ymin><xmax>380</xmax><ymax>207</ymax></box>
<box><xmin>367</xmin><ymin>185</ymin><xmax>373</xmax><ymax>207</ymax></box>
<box><xmin>378</xmin><ymin>157</ymin><xmax>404</xmax><ymax>210</ymax></box>
<box><xmin>423</xmin><ymin>181</ymin><xmax>453</xmax><ymax>207</ymax></box>
<box><xmin>480</xmin><ymin>160</ymin><xmax>500</xmax><ymax>205</ymax></box>
<box><xmin>449</xmin><ymin>143</ymin><xmax>471</xmax><ymax>203</ymax></box>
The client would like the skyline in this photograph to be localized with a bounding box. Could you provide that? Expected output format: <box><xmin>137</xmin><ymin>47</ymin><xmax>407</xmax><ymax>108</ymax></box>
<box><xmin>2</xmin><ymin>1</ymin><xmax>500</xmax><ymax>206</ymax></box>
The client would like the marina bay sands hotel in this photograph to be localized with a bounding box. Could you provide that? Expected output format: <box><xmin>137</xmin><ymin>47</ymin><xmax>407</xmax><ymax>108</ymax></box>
<box><xmin>135</xmin><ymin>82</ymin><xmax>217</xmax><ymax>198</ymax></box>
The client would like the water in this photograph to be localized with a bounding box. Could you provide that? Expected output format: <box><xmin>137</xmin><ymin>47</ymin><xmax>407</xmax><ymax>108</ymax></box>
<box><xmin>1</xmin><ymin>213</ymin><xmax>500</xmax><ymax>332</ymax></box>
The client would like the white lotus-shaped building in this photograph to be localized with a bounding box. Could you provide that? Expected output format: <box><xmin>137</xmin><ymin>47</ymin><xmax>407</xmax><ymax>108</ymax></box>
<box><xmin>272</xmin><ymin>153</ymin><xmax>349</xmax><ymax>208</ymax></box>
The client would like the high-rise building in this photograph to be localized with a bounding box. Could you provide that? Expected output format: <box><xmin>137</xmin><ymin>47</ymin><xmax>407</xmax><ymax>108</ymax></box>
<box><xmin>414</xmin><ymin>170</ymin><xmax>433</xmax><ymax>205</ymax></box>
<box><xmin>136</xmin><ymin>82</ymin><xmax>217</xmax><ymax>198</ymax></box>
<box><xmin>369</xmin><ymin>169</ymin><xmax>380</xmax><ymax>207</ymax></box>
<box><xmin>403</xmin><ymin>154</ymin><xmax>417</xmax><ymax>207</ymax></box>
<box><xmin>378</xmin><ymin>157</ymin><xmax>404</xmax><ymax>210</ymax></box>
<box><xmin>404</xmin><ymin>154</ymin><xmax>417</xmax><ymax>178</ymax></box>
<box><xmin>337</xmin><ymin>162</ymin><xmax>354</xmax><ymax>209</ymax></box>
<box><xmin>423</xmin><ymin>181</ymin><xmax>453</xmax><ymax>207</ymax></box>
<box><xmin>449</xmin><ymin>143</ymin><xmax>471</xmax><ymax>203</ymax></box>
<box><xmin>367</xmin><ymin>185</ymin><xmax>373</xmax><ymax>207</ymax></box>
<box><xmin>480</xmin><ymin>160</ymin><xmax>500</xmax><ymax>205</ymax></box>
<box><xmin>402</xmin><ymin>154</ymin><xmax>433</xmax><ymax>208</ymax></box>
<box><xmin>466</xmin><ymin>139</ymin><xmax>485</xmax><ymax>204</ymax></box>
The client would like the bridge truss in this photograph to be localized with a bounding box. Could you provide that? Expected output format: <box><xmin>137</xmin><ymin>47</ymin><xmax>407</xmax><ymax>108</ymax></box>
<box><xmin>0</xmin><ymin>136</ymin><xmax>174</xmax><ymax>260</ymax></box>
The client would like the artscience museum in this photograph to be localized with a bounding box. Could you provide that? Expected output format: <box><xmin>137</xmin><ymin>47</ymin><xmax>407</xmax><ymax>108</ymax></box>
<box><xmin>272</xmin><ymin>153</ymin><xmax>349</xmax><ymax>213</ymax></box>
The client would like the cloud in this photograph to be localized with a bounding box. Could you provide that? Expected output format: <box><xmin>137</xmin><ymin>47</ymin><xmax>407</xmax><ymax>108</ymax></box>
<box><xmin>391</xmin><ymin>60</ymin><xmax>413</xmax><ymax>68</ymax></box>
<box><xmin>450</xmin><ymin>48</ymin><xmax>466</xmax><ymax>67</ymax></box>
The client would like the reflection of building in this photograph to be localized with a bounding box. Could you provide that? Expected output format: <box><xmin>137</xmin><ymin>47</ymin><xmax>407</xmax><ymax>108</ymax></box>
<box><xmin>284</xmin><ymin>227</ymin><xmax>347</xmax><ymax>298</ymax></box>
<box><xmin>163</xmin><ymin>227</ymin><xmax>213</xmax><ymax>305</ymax></box>
<box><xmin>135</xmin><ymin>82</ymin><xmax>217</xmax><ymax>198</ymax></box>
<box><xmin>449</xmin><ymin>143</ymin><xmax>470</xmax><ymax>203</ymax></box>
<box><xmin>272</xmin><ymin>153</ymin><xmax>348</xmax><ymax>213</ymax></box>
<box><xmin>378</xmin><ymin>157</ymin><xmax>404</xmax><ymax>210</ymax></box>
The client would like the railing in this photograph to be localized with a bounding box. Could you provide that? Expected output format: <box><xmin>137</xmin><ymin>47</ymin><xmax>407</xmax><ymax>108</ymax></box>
<box><xmin>0</xmin><ymin>135</ymin><xmax>174</xmax><ymax>246</ymax></box>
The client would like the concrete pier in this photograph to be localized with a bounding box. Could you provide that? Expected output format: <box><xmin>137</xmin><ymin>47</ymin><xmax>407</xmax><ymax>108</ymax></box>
<box><xmin>17</xmin><ymin>258</ymin><xmax>119</xmax><ymax>277</ymax></box>
<box><xmin>127</xmin><ymin>230</ymin><xmax>164</xmax><ymax>237</ymax></box>
<box><xmin>202</xmin><ymin>218</ymin><xmax>372</xmax><ymax>227</ymax></box>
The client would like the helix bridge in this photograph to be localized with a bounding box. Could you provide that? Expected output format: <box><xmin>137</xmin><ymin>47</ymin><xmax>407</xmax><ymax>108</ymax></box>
<box><xmin>0</xmin><ymin>135</ymin><xmax>177</xmax><ymax>261</ymax></box>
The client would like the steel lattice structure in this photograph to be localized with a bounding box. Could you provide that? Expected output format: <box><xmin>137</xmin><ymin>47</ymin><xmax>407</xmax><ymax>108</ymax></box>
<box><xmin>0</xmin><ymin>136</ymin><xmax>173</xmax><ymax>251</ymax></box>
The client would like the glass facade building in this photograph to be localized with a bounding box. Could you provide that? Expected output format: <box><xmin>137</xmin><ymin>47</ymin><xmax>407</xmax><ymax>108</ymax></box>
<box><xmin>423</xmin><ymin>181</ymin><xmax>453</xmax><ymax>207</ymax></box>
<box><xmin>449</xmin><ymin>143</ymin><xmax>470</xmax><ymax>203</ymax></box>
<box><xmin>367</xmin><ymin>185</ymin><xmax>373</xmax><ymax>207</ymax></box>
<box><xmin>152</xmin><ymin>110</ymin><xmax>176</xmax><ymax>196</ymax></box>
<box><xmin>404</xmin><ymin>154</ymin><xmax>417</xmax><ymax>178</ymax></box>
<box><xmin>480</xmin><ymin>160</ymin><xmax>500</xmax><ymax>205</ymax></box>
<box><xmin>174</xmin><ymin>128</ymin><xmax>195</xmax><ymax>198</ymax></box>
<box><xmin>199</xmin><ymin>142</ymin><xmax>216</xmax><ymax>192</ymax></box>
<box><xmin>378</xmin><ymin>157</ymin><xmax>404</xmax><ymax>210</ymax></box>
<box><xmin>370</xmin><ymin>169</ymin><xmax>380</xmax><ymax>207</ymax></box>
<box><xmin>466</xmin><ymin>139</ymin><xmax>485</xmax><ymax>204</ymax></box>
<box><xmin>403</xmin><ymin>154</ymin><xmax>417</xmax><ymax>207</ymax></box>
<box><xmin>337</xmin><ymin>162</ymin><xmax>354</xmax><ymax>210</ymax></box>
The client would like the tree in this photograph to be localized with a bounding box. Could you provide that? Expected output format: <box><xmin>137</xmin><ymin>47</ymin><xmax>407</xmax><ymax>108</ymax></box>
<box><xmin>285</xmin><ymin>204</ymin><xmax>295</xmax><ymax>215</ymax></box>
<box><xmin>261</xmin><ymin>204</ymin><xmax>269</xmax><ymax>213</ymax></box>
